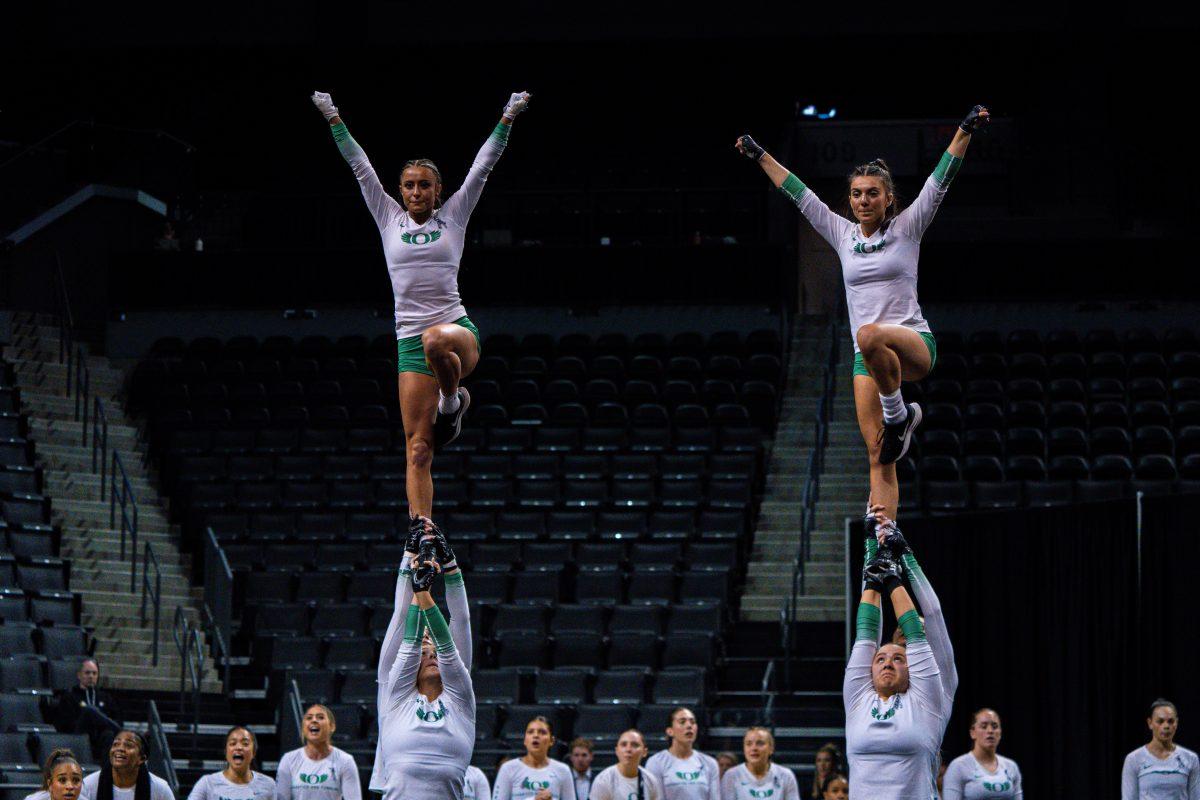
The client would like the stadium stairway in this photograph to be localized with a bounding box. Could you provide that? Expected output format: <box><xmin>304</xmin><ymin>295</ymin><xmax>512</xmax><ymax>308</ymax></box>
<box><xmin>4</xmin><ymin>313</ymin><xmax>220</xmax><ymax>692</ymax></box>
<box><xmin>742</xmin><ymin>323</ymin><xmax>862</xmax><ymax>623</ymax></box>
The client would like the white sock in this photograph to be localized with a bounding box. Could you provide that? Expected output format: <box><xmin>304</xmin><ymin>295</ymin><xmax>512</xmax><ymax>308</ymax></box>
<box><xmin>438</xmin><ymin>390</ymin><xmax>461</xmax><ymax>415</ymax></box>
<box><xmin>880</xmin><ymin>389</ymin><xmax>907</xmax><ymax>425</ymax></box>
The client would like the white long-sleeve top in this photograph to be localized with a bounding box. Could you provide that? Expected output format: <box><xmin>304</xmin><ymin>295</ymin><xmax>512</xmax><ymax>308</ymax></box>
<box><xmin>644</xmin><ymin>750</ymin><xmax>720</xmax><ymax>800</ymax></box>
<box><xmin>588</xmin><ymin>765</ymin><xmax>664</xmax><ymax>800</ymax></box>
<box><xmin>188</xmin><ymin>771</ymin><xmax>275</xmax><ymax>800</ymax></box>
<box><xmin>332</xmin><ymin>120</ymin><xmax>510</xmax><ymax>338</ymax></box>
<box><xmin>844</xmin><ymin>605</ymin><xmax>950</xmax><ymax>800</ymax></box>
<box><xmin>464</xmin><ymin>766</ymin><xmax>492</xmax><ymax>800</ymax></box>
<box><xmin>1122</xmin><ymin>745</ymin><xmax>1200</xmax><ymax>800</ymax></box>
<box><xmin>780</xmin><ymin>152</ymin><xmax>961</xmax><ymax>352</ymax></box>
<box><xmin>718</xmin><ymin>764</ymin><xmax>799</xmax><ymax>800</ymax></box>
<box><xmin>941</xmin><ymin>753</ymin><xmax>1022</xmax><ymax>800</ymax></box>
<box><xmin>492</xmin><ymin>759</ymin><xmax>577</xmax><ymax>800</ymax></box>
<box><xmin>902</xmin><ymin>552</ymin><xmax>957</xmax><ymax>726</ymax></box>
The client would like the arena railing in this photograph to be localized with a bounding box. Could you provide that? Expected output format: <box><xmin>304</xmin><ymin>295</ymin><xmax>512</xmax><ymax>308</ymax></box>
<box><xmin>141</xmin><ymin>541</ymin><xmax>163</xmax><ymax>665</ymax></box>
<box><xmin>782</xmin><ymin>320</ymin><xmax>838</xmax><ymax>689</ymax></box>
<box><xmin>111</xmin><ymin>448</ymin><xmax>140</xmax><ymax>592</ymax></box>
<box><xmin>172</xmin><ymin>606</ymin><xmax>206</xmax><ymax>752</ymax></box>
<box><xmin>281</xmin><ymin>678</ymin><xmax>305</xmax><ymax>753</ymax></box>
<box><xmin>202</xmin><ymin>527</ymin><xmax>234</xmax><ymax>694</ymax></box>
<box><xmin>146</xmin><ymin>699</ymin><xmax>179</xmax><ymax>796</ymax></box>
<box><xmin>53</xmin><ymin>252</ymin><xmax>75</xmax><ymax>393</ymax></box>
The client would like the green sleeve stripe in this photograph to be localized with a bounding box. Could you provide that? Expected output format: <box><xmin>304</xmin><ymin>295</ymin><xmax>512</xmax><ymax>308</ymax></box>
<box><xmin>932</xmin><ymin>151</ymin><xmax>962</xmax><ymax>185</ymax></box>
<box><xmin>855</xmin><ymin>603</ymin><xmax>881</xmax><ymax>642</ymax></box>
<box><xmin>901</xmin><ymin>553</ymin><xmax>926</xmax><ymax>583</ymax></box>
<box><xmin>779</xmin><ymin>173</ymin><xmax>807</xmax><ymax>204</ymax></box>
<box><xmin>898</xmin><ymin>609</ymin><xmax>926</xmax><ymax>642</ymax></box>
<box><xmin>490</xmin><ymin>123</ymin><xmax>510</xmax><ymax>145</ymax></box>
<box><xmin>401</xmin><ymin>605</ymin><xmax>420</xmax><ymax>643</ymax></box>
<box><xmin>330</xmin><ymin>122</ymin><xmax>351</xmax><ymax>144</ymax></box>
<box><xmin>444</xmin><ymin>571</ymin><xmax>464</xmax><ymax>587</ymax></box>
<box><xmin>423</xmin><ymin>607</ymin><xmax>456</xmax><ymax>653</ymax></box>
<box><xmin>864</xmin><ymin>536</ymin><xmax>878</xmax><ymax>566</ymax></box>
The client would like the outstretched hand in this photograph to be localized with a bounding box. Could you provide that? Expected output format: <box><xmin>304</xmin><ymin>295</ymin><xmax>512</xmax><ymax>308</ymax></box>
<box><xmin>503</xmin><ymin>91</ymin><xmax>532</xmax><ymax>121</ymax></box>
<box><xmin>959</xmin><ymin>104</ymin><xmax>991</xmax><ymax>134</ymax></box>
<box><xmin>311</xmin><ymin>91</ymin><xmax>339</xmax><ymax>121</ymax></box>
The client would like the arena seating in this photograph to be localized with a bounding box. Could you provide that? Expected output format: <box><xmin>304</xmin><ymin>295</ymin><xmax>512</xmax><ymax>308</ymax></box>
<box><xmin>128</xmin><ymin>329</ymin><xmax>782</xmax><ymax>767</ymax></box>
<box><xmin>901</xmin><ymin>327</ymin><xmax>1200</xmax><ymax>512</ymax></box>
<box><xmin>0</xmin><ymin>361</ymin><xmax>91</xmax><ymax>789</ymax></box>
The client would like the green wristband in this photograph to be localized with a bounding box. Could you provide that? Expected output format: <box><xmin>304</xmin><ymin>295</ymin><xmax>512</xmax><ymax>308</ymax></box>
<box><xmin>856</xmin><ymin>603</ymin><xmax>881</xmax><ymax>642</ymax></box>
<box><xmin>779</xmin><ymin>173</ymin><xmax>807</xmax><ymax>203</ymax></box>
<box><xmin>423</xmin><ymin>606</ymin><xmax>455</xmax><ymax>653</ymax></box>
<box><xmin>932</xmin><ymin>151</ymin><xmax>962</xmax><ymax>185</ymax></box>
<box><xmin>898</xmin><ymin>609</ymin><xmax>926</xmax><ymax>643</ymax></box>
<box><xmin>401</xmin><ymin>605</ymin><xmax>420</xmax><ymax>643</ymax></box>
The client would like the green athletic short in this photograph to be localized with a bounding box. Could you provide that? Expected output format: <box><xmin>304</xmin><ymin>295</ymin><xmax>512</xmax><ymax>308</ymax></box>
<box><xmin>396</xmin><ymin>316</ymin><xmax>481</xmax><ymax>376</ymax></box>
<box><xmin>852</xmin><ymin>331</ymin><xmax>937</xmax><ymax>378</ymax></box>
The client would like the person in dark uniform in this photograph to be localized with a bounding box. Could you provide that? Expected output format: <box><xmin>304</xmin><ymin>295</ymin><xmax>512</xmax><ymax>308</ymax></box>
<box><xmin>54</xmin><ymin>658</ymin><xmax>122</xmax><ymax>754</ymax></box>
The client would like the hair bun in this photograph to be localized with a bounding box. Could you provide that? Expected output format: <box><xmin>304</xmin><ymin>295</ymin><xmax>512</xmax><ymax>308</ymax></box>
<box><xmin>870</xmin><ymin>158</ymin><xmax>891</xmax><ymax>173</ymax></box>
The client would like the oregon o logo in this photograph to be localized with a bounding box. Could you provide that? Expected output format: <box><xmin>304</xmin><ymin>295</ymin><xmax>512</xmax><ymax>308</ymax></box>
<box><xmin>676</xmin><ymin>771</ymin><xmax>702</xmax><ymax>781</ymax></box>
<box><xmin>299</xmin><ymin>774</ymin><xmax>328</xmax><ymax>785</ymax></box>
<box><xmin>401</xmin><ymin>231</ymin><xmax>442</xmax><ymax>245</ymax></box>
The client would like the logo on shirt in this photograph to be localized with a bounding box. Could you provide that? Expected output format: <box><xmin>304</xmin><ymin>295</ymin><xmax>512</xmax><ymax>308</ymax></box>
<box><xmin>298</xmin><ymin>774</ymin><xmax>328</xmax><ymax>785</ymax></box>
<box><xmin>675</xmin><ymin>771</ymin><xmax>702</xmax><ymax>781</ymax></box>
<box><xmin>852</xmin><ymin>239</ymin><xmax>886</xmax><ymax>254</ymax></box>
<box><xmin>521</xmin><ymin>778</ymin><xmax>551</xmax><ymax>791</ymax></box>
<box><xmin>982</xmin><ymin>779</ymin><xmax>1011</xmax><ymax>792</ymax></box>
<box><xmin>400</xmin><ymin>231</ymin><xmax>442</xmax><ymax>245</ymax></box>
<box><xmin>870</xmin><ymin>696</ymin><xmax>903</xmax><ymax>721</ymax></box>
<box><xmin>747</xmin><ymin>789</ymin><xmax>774</xmax><ymax>798</ymax></box>
<box><xmin>415</xmin><ymin>701</ymin><xmax>447</xmax><ymax>723</ymax></box>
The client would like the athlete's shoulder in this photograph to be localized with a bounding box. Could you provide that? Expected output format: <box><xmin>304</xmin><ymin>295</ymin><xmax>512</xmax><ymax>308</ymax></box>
<box><xmin>331</xmin><ymin>746</ymin><xmax>358</xmax><ymax>767</ymax></box>
<box><xmin>644</xmin><ymin>750</ymin><xmax>668</xmax><ymax>769</ymax></box>
<box><xmin>1176</xmin><ymin>745</ymin><xmax>1200</xmax><ymax>765</ymax></box>
<box><xmin>696</xmin><ymin>750</ymin><xmax>720</xmax><ymax>769</ymax></box>
<box><xmin>466</xmin><ymin>765</ymin><xmax>485</xmax><ymax>779</ymax></box>
<box><xmin>998</xmin><ymin>754</ymin><xmax>1021</xmax><ymax>774</ymax></box>
<box><xmin>772</xmin><ymin>763</ymin><xmax>798</xmax><ymax>785</ymax></box>
<box><xmin>253</xmin><ymin>771</ymin><xmax>278</xmax><ymax>789</ymax></box>
<box><xmin>148</xmin><ymin>772</ymin><xmax>175</xmax><ymax>798</ymax></box>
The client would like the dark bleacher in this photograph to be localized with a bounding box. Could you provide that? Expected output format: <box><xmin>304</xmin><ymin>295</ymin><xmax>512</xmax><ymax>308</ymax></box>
<box><xmin>904</xmin><ymin>328</ymin><xmax>1200</xmax><ymax>513</ymax></box>
<box><xmin>128</xmin><ymin>328</ymin><xmax>783</xmax><ymax>768</ymax></box>
<box><xmin>0</xmin><ymin>363</ymin><xmax>90</xmax><ymax>795</ymax></box>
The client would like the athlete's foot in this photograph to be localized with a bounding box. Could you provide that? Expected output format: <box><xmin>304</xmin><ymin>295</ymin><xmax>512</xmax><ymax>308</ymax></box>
<box><xmin>432</xmin><ymin>387</ymin><xmax>471</xmax><ymax>449</ymax></box>
<box><xmin>877</xmin><ymin>402</ymin><xmax>922</xmax><ymax>465</ymax></box>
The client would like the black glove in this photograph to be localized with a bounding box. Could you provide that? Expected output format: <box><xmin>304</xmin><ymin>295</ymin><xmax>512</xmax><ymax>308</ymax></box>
<box><xmin>412</xmin><ymin>537</ymin><xmax>439</xmax><ymax>592</ymax></box>
<box><xmin>738</xmin><ymin>134</ymin><xmax>765</xmax><ymax>161</ymax></box>
<box><xmin>880</xmin><ymin>521</ymin><xmax>912</xmax><ymax>560</ymax></box>
<box><xmin>863</xmin><ymin>553</ymin><xmax>904</xmax><ymax>595</ymax></box>
<box><xmin>432</xmin><ymin>529</ymin><xmax>457</xmax><ymax>571</ymax></box>
<box><xmin>405</xmin><ymin>516</ymin><xmax>427</xmax><ymax>554</ymax></box>
<box><xmin>959</xmin><ymin>104</ymin><xmax>990</xmax><ymax>134</ymax></box>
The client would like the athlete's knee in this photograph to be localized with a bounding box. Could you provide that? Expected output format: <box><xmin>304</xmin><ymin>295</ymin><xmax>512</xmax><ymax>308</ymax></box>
<box><xmin>421</xmin><ymin>328</ymin><xmax>452</xmax><ymax>359</ymax></box>
<box><xmin>856</xmin><ymin>323</ymin><xmax>886</xmax><ymax>356</ymax></box>
<box><xmin>407</xmin><ymin>436</ymin><xmax>433</xmax><ymax>469</ymax></box>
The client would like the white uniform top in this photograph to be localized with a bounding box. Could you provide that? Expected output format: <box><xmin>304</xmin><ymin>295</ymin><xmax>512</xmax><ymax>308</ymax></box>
<box><xmin>334</xmin><ymin>121</ymin><xmax>509</xmax><ymax>339</ymax></box>
<box><xmin>719</xmin><ymin>764</ymin><xmax>799</xmax><ymax>800</ymax></box>
<box><xmin>781</xmin><ymin>153</ymin><xmax>960</xmax><ymax>352</ymax></box>
<box><xmin>644</xmin><ymin>750</ymin><xmax>720</xmax><ymax>800</ymax></box>
<box><xmin>587</xmin><ymin>765</ymin><xmax>663</xmax><ymax>800</ymax></box>
<box><xmin>188</xmin><ymin>772</ymin><xmax>275</xmax><ymax>800</ymax></box>
<box><xmin>23</xmin><ymin>791</ymin><xmax>50</xmax><ymax>800</ymax></box>
<box><xmin>941</xmin><ymin>754</ymin><xmax>1022</xmax><ymax>799</ymax></box>
<box><xmin>274</xmin><ymin>748</ymin><xmax>361</xmax><ymax>800</ymax></box>
<box><xmin>464</xmin><ymin>766</ymin><xmax>492</xmax><ymax>800</ymax></box>
<box><xmin>492</xmin><ymin>759</ymin><xmax>577</xmax><ymax>800</ymax></box>
<box><xmin>81</xmin><ymin>770</ymin><xmax>176</xmax><ymax>800</ymax></box>
<box><xmin>844</xmin><ymin>638</ymin><xmax>948</xmax><ymax>800</ymax></box>
<box><xmin>1122</xmin><ymin>745</ymin><xmax>1200</xmax><ymax>800</ymax></box>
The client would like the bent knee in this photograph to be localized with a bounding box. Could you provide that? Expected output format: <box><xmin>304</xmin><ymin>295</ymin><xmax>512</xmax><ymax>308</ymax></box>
<box><xmin>407</xmin><ymin>437</ymin><xmax>433</xmax><ymax>468</ymax></box>
<box><xmin>856</xmin><ymin>323</ymin><xmax>885</xmax><ymax>355</ymax></box>
<box><xmin>421</xmin><ymin>328</ymin><xmax>449</xmax><ymax>356</ymax></box>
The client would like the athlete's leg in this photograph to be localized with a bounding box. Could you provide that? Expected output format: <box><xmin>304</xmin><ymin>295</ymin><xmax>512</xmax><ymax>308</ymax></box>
<box><xmin>421</xmin><ymin>324</ymin><xmax>481</xmax><ymax>400</ymax></box>
<box><xmin>855</xmin><ymin>324</ymin><xmax>932</xmax><ymax>393</ymax></box>
<box><xmin>855</xmin><ymin>373</ymin><xmax>900</xmax><ymax>519</ymax></box>
<box><xmin>399</xmin><ymin>372</ymin><xmax>439</xmax><ymax>519</ymax></box>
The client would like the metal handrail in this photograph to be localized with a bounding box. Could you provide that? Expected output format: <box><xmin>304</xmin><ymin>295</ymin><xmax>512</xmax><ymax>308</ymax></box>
<box><xmin>202</xmin><ymin>528</ymin><xmax>234</xmax><ymax>696</ymax></box>
<box><xmin>281</xmin><ymin>678</ymin><xmax>305</xmax><ymax>753</ymax></box>
<box><xmin>90</xmin><ymin>395</ymin><xmax>108</xmax><ymax>497</ymax></box>
<box><xmin>140</xmin><ymin>542</ymin><xmax>163</xmax><ymax>665</ymax></box>
<box><xmin>760</xmin><ymin>659</ymin><xmax>777</xmax><ymax>728</ymax></box>
<box><xmin>53</xmin><ymin>253</ymin><xmax>74</xmax><ymax>393</ymax></box>
<box><xmin>111</xmin><ymin>449</ymin><xmax>139</xmax><ymax>591</ymax></box>
<box><xmin>172</xmin><ymin>607</ymin><xmax>205</xmax><ymax>752</ymax></box>
<box><xmin>201</xmin><ymin>601</ymin><xmax>231</xmax><ymax>695</ymax></box>
<box><xmin>146</xmin><ymin>700</ymin><xmax>179</xmax><ymax>795</ymax></box>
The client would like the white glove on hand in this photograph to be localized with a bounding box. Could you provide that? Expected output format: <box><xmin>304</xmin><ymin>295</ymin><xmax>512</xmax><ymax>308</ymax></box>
<box><xmin>311</xmin><ymin>91</ymin><xmax>339</xmax><ymax>121</ymax></box>
<box><xmin>502</xmin><ymin>91</ymin><xmax>531</xmax><ymax>121</ymax></box>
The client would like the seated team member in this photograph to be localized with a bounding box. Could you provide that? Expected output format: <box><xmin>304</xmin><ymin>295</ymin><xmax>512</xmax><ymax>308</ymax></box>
<box><xmin>463</xmin><ymin>765</ymin><xmax>490</xmax><ymax>800</ymax></box>
<box><xmin>821</xmin><ymin>776</ymin><xmax>848</xmax><ymax>800</ymax></box>
<box><xmin>720</xmin><ymin>728</ymin><xmax>799</xmax><ymax>800</ymax></box>
<box><xmin>80</xmin><ymin>730</ymin><xmax>174</xmax><ymax>800</ymax></box>
<box><xmin>275</xmin><ymin>706</ymin><xmax>360</xmax><ymax>800</ymax></box>
<box><xmin>372</xmin><ymin>529</ymin><xmax>475</xmax><ymax>799</ymax></box>
<box><xmin>645</xmin><ymin>707</ymin><xmax>720</xmax><ymax>800</ymax></box>
<box><xmin>942</xmin><ymin>709</ymin><xmax>1022</xmax><ymax>799</ymax></box>
<box><xmin>55</xmin><ymin>659</ymin><xmax>122</xmax><ymax>756</ymax></box>
<box><xmin>26</xmin><ymin>749</ymin><xmax>84</xmax><ymax>800</ymax></box>
<box><xmin>1122</xmin><ymin>699</ymin><xmax>1200</xmax><ymax>799</ymax></box>
<box><xmin>807</xmin><ymin>743</ymin><xmax>843</xmax><ymax>800</ymax></box>
<box><xmin>843</xmin><ymin>512</ymin><xmax>953</xmax><ymax>800</ymax></box>
<box><xmin>493</xmin><ymin>716</ymin><xmax>577</xmax><ymax>800</ymax></box>
<box><xmin>568</xmin><ymin>738</ymin><xmax>596</xmax><ymax>800</ymax></box>
<box><xmin>589</xmin><ymin>730</ymin><xmax>664</xmax><ymax>800</ymax></box>
<box><xmin>188</xmin><ymin>727</ymin><xmax>274</xmax><ymax>800</ymax></box>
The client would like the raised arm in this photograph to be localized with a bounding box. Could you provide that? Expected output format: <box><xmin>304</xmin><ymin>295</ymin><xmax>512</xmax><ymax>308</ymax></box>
<box><xmin>736</xmin><ymin>134</ymin><xmax>850</xmax><ymax>248</ymax></box>
<box><xmin>416</xmin><ymin>592</ymin><xmax>473</xmax><ymax>703</ymax></box>
<box><xmin>311</xmin><ymin>91</ymin><xmax>401</xmax><ymax>231</ymax></box>
<box><xmin>892</xmin><ymin>104</ymin><xmax>989</xmax><ymax>241</ymax></box>
<box><xmin>431</xmin><ymin>528</ymin><xmax>473</xmax><ymax>669</ymax></box>
<box><xmin>439</xmin><ymin>91</ymin><xmax>530</xmax><ymax>225</ymax></box>
<box><xmin>376</xmin><ymin>558</ymin><xmax>416</xmax><ymax>686</ymax></box>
